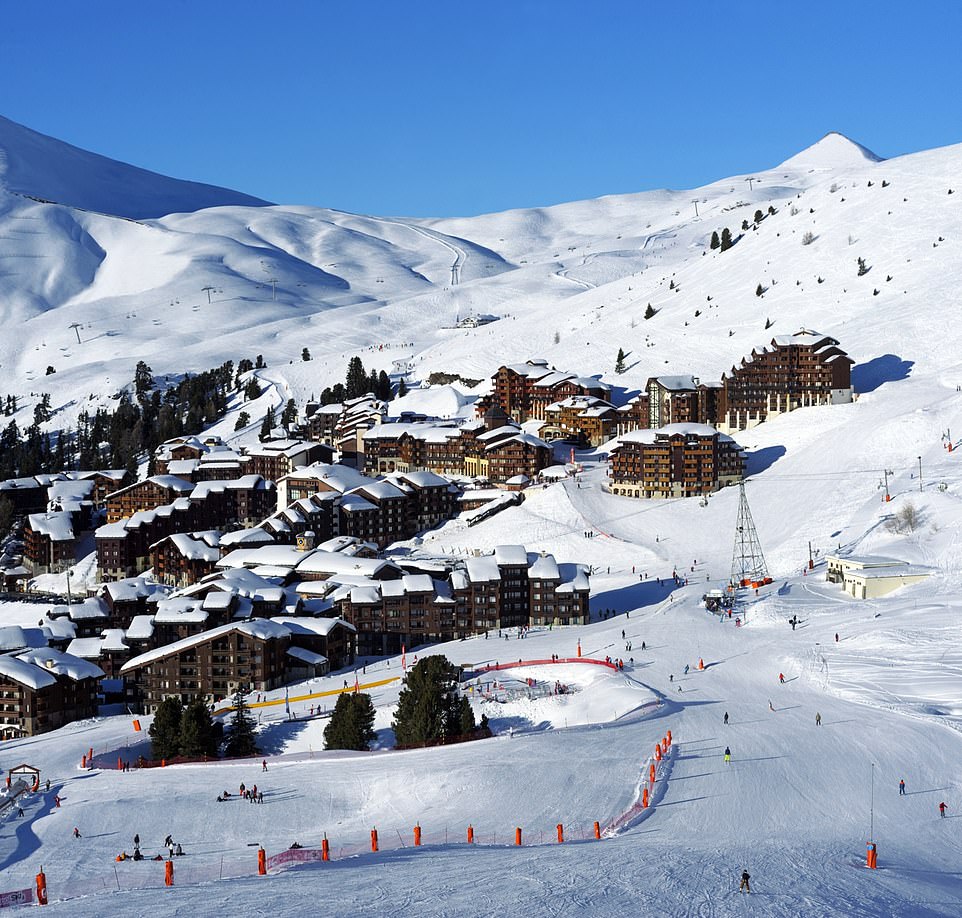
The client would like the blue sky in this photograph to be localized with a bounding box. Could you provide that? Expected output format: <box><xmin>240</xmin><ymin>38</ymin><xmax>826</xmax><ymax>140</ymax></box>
<box><xmin>2</xmin><ymin>1</ymin><xmax>959</xmax><ymax>217</ymax></box>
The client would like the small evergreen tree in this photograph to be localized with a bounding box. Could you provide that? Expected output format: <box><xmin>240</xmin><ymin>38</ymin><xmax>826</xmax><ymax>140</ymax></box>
<box><xmin>754</xmin><ymin>209</ymin><xmax>764</xmax><ymax>224</ymax></box>
<box><xmin>396</xmin><ymin>378</ymin><xmax>408</xmax><ymax>399</ymax></box>
<box><xmin>243</xmin><ymin>378</ymin><xmax>262</xmax><ymax>401</ymax></box>
<box><xmin>644</xmin><ymin>304</ymin><xmax>658</xmax><ymax>320</ymax></box>
<box><xmin>149</xmin><ymin>697</ymin><xmax>183</xmax><ymax>759</ymax></box>
<box><xmin>393</xmin><ymin>655</ymin><xmax>467</xmax><ymax>747</ymax></box>
<box><xmin>301</xmin><ymin>347</ymin><xmax>311</xmax><ymax>362</ymax></box>
<box><xmin>755</xmin><ymin>283</ymin><xmax>764</xmax><ymax>297</ymax></box>
<box><xmin>259</xmin><ymin>407</ymin><xmax>275</xmax><ymax>441</ymax></box>
<box><xmin>324</xmin><ymin>692</ymin><xmax>377</xmax><ymax>751</ymax></box>
<box><xmin>254</xmin><ymin>355</ymin><xmax>265</xmax><ymax>369</ymax></box>
<box><xmin>180</xmin><ymin>700</ymin><xmax>218</xmax><ymax>757</ymax></box>
<box><xmin>224</xmin><ymin>691</ymin><xmax>259</xmax><ymax>757</ymax></box>
<box><xmin>710</xmin><ymin>230</ymin><xmax>720</xmax><ymax>250</ymax></box>
<box><xmin>614</xmin><ymin>348</ymin><xmax>626</xmax><ymax>374</ymax></box>
<box><xmin>280</xmin><ymin>398</ymin><xmax>297</xmax><ymax>428</ymax></box>
<box><xmin>720</xmin><ymin>227</ymin><xmax>733</xmax><ymax>251</ymax></box>
<box><xmin>857</xmin><ymin>257</ymin><xmax>869</xmax><ymax>276</ymax></box>
<box><xmin>376</xmin><ymin>370</ymin><xmax>392</xmax><ymax>401</ymax></box>
<box><xmin>234</xmin><ymin>410</ymin><xmax>250</xmax><ymax>431</ymax></box>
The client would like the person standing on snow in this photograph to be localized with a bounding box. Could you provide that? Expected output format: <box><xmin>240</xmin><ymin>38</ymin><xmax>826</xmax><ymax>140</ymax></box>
<box><xmin>939</xmin><ymin>802</ymin><xmax>947</xmax><ymax>818</ymax></box>
<box><xmin>899</xmin><ymin>779</ymin><xmax>905</xmax><ymax>796</ymax></box>
<box><xmin>73</xmin><ymin>827</ymin><xmax>81</xmax><ymax>839</ymax></box>
<box><xmin>723</xmin><ymin>712</ymin><xmax>729</xmax><ymax>725</ymax></box>
<box><xmin>724</xmin><ymin>746</ymin><xmax>731</xmax><ymax>764</ymax></box>
<box><xmin>815</xmin><ymin>712</ymin><xmax>822</xmax><ymax>726</ymax></box>
<box><xmin>739</xmin><ymin>869</ymin><xmax>751</xmax><ymax>893</ymax></box>
<box><xmin>779</xmin><ymin>673</ymin><xmax>785</xmax><ymax>684</ymax></box>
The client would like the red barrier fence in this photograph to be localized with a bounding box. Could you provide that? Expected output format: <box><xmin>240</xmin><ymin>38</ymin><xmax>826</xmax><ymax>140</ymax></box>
<box><xmin>467</xmin><ymin>657</ymin><xmax>618</xmax><ymax>676</ymax></box>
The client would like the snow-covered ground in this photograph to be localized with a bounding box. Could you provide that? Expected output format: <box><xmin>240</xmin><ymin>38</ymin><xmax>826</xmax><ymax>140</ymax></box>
<box><xmin>1</xmin><ymin>121</ymin><xmax>962</xmax><ymax>914</ymax></box>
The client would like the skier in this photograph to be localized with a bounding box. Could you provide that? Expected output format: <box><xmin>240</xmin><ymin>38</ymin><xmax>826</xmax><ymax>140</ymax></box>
<box><xmin>815</xmin><ymin>712</ymin><xmax>822</xmax><ymax>726</ymax></box>
<box><xmin>778</xmin><ymin>673</ymin><xmax>785</xmax><ymax>684</ymax></box>
<box><xmin>723</xmin><ymin>712</ymin><xmax>729</xmax><ymax>725</ymax></box>
<box><xmin>724</xmin><ymin>746</ymin><xmax>731</xmax><ymax>764</ymax></box>
<box><xmin>899</xmin><ymin>778</ymin><xmax>905</xmax><ymax>796</ymax></box>
<box><xmin>939</xmin><ymin>802</ymin><xmax>947</xmax><ymax>818</ymax></box>
<box><xmin>54</xmin><ymin>796</ymin><xmax>61</xmax><ymax>808</ymax></box>
<box><xmin>134</xmin><ymin>834</ymin><xmax>140</xmax><ymax>847</ymax></box>
<box><xmin>669</xmin><ymin>674</ymin><xmax>673</xmax><ymax>682</ymax></box>
<box><xmin>641</xmin><ymin>641</ymin><xmax>646</xmax><ymax>651</ymax></box>
<box><xmin>164</xmin><ymin>834</ymin><xmax>173</xmax><ymax>848</ymax></box>
<box><xmin>835</xmin><ymin>633</ymin><xmax>839</xmax><ymax>643</ymax></box>
<box><xmin>73</xmin><ymin>827</ymin><xmax>81</xmax><ymax>839</ymax></box>
<box><xmin>684</xmin><ymin>664</ymin><xmax>689</xmax><ymax>675</ymax></box>
<box><xmin>739</xmin><ymin>870</ymin><xmax>751</xmax><ymax>893</ymax></box>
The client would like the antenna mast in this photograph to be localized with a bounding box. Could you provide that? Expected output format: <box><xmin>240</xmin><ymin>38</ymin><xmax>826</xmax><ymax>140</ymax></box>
<box><xmin>731</xmin><ymin>480</ymin><xmax>769</xmax><ymax>585</ymax></box>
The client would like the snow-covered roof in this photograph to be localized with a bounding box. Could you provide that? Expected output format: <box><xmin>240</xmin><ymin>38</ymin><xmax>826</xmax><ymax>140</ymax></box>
<box><xmin>27</xmin><ymin>511</ymin><xmax>74</xmax><ymax>541</ymax></box>
<box><xmin>0</xmin><ymin>625</ymin><xmax>47</xmax><ymax>653</ymax></box>
<box><xmin>529</xmin><ymin>554</ymin><xmax>561</xmax><ymax>580</ymax></box>
<box><xmin>154</xmin><ymin>598</ymin><xmax>208</xmax><ymax>624</ymax></box>
<box><xmin>286</xmin><ymin>646</ymin><xmax>328</xmax><ymax>666</ymax></box>
<box><xmin>651</xmin><ymin>374</ymin><xmax>699</xmax><ymax>391</ymax></box>
<box><xmin>465</xmin><ymin>555</ymin><xmax>501</xmax><ymax>583</ymax></box>
<box><xmin>0</xmin><ymin>654</ymin><xmax>58</xmax><ymax>689</ymax></box>
<box><xmin>164</xmin><ymin>531</ymin><xmax>221</xmax><ymax>561</ymax></box>
<box><xmin>126</xmin><ymin>616</ymin><xmax>155</xmax><ymax>641</ymax></box>
<box><xmin>16</xmin><ymin>647</ymin><xmax>104</xmax><ymax>682</ymax></box>
<box><xmin>121</xmin><ymin>619</ymin><xmax>293</xmax><ymax>673</ymax></box>
<box><xmin>494</xmin><ymin>545</ymin><xmax>528</xmax><ymax>566</ymax></box>
<box><xmin>271</xmin><ymin>615</ymin><xmax>355</xmax><ymax>636</ymax></box>
<box><xmin>381</xmin><ymin>574</ymin><xmax>435</xmax><ymax>597</ymax></box>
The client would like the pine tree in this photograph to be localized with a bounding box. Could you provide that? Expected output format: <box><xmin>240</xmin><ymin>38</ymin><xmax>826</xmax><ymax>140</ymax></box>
<box><xmin>224</xmin><ymin>691</ymin><xmax>259</xmax><ymax>757</ymax></box>
<box><xmin>644</xmin><ymin>304</ymin><xmax>658</xmax><ymax>320</ymax></box>
<box><xmin>755</xmin><ymin>283</ymin><xmax>764</xmax><ymax>297</ymax></box>
<box><xmin>301</xmin><ymin>347</ymin><xmax>311</xmax><ymax>362</ymax></box>
<box><xmin>376</xmin><ymin>370</ymin><xmax>392</xmax><ymax>401</ymax></box>
<box><xmin>710</xmin><ymin>230</ymin><xmax>720</xmax><ymax>250</ymax></box>
<box><xmin>324</xmin><ymin>692</ymin><xmax>377</xmax><ymax>751</ymax></box>
<box><xmin>396</xmin><ymin>378</ymin><xmax>408</xmax><ymax>399</ymax></box>
<box><xmin>280</xmin><ymin>398</ymin><xmax>297</xmax><ymax>428</ymax></box>
<box><xmin>149</xmin><ymin>697</ymin><xmax>183</xmax><ymax>759</ymax></box>
<box><xmin>754</xmin><ymin>209</ymin><xmax>764</xmax><ymax>224</ymax></box>
<box><xmin>234</xmin><ymin>411</ymin><xmax>250</xmax><ymax>431</ymax></box>
<box><xmin>393</xmin><ymin>655</ymin><xmax>466</xmax><ymax>747</ymax></box>
<box><xmin>180</xmin><ymin>700</ymin><xmax>218</xmax><ymax>757</ymax></box>
<box><xmin>857</xmin><ymin>257</ymin><xmax>869</xmax><ymax>276</ymax></box>
<box><xmin>720</xmin><ymin>227</ymin><xmax>733</xmax><ymax>251</ymax></box>
<box><xmin>615</xmin><ymin>348</ymin><xmax>626</xmax><ymax>374</ymax></box>
<box><xmin>259</xmin><ymin>407</ymin><xmax>275</xmax><ymax>441</ymax></box>
<box><xmin>346</xmin><ymin>356</ymin><xmax>367</xmax><ymax>399</ymax></box>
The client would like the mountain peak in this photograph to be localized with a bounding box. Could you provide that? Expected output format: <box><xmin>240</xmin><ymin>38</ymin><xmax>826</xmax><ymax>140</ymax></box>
<box><xmin>0</xmin><ymin>114</ymin><xmax>271</xmax><ymax>220</ymax></box>
<box><xmin>776</xmin><ymin>131</ymin><xmax>883</xmax><ymax>171</ymax></box>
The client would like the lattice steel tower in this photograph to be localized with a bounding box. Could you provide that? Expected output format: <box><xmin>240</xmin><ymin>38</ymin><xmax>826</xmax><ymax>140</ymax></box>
<box><xmin>731</xmin><ymin>481</ymin><xmax>769</xmax><ymax>585</ymax></box>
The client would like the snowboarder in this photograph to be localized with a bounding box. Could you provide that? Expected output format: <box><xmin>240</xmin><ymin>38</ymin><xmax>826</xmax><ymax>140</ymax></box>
<box><xmin>939</xmin><ymin>802</ymin><xmax>947</xmax><ymax>818</ymax></box>
<box><xmin>723</xmin><ymin>712</ymin><xmax>729</xmax><ymax>725</ymax></box>
<box><xmin>724</xmin><ymin>746</ymin><xmax>731</xmax><ymax>764</ymax></box>
<box><xmin>815</xmin><ymin>712</ymin><xmax>822</xmax><ymax>726</ymax></box>
<box><xmin>899</xmin><ymin>779</ymin><xmax>905</xmax><ymax>796</ymax></box>
<box><xmin>739</xmin><ymin>870</ymin><xmax>751</xmax><ymax>893</ymax></box>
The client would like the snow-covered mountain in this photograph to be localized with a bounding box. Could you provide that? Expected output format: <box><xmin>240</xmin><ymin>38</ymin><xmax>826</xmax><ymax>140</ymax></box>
<box><xmin>0</xmin><ymin>114</ymin><xmax>271</xmax><ymax>219</ymax></box>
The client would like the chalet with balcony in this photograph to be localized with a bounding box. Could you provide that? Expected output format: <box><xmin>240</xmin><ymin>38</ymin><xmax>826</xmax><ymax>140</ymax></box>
<box><xmin>609</xmin><ymin>423</ymin><xmax>745</xmax><ymax>499</ymax></box>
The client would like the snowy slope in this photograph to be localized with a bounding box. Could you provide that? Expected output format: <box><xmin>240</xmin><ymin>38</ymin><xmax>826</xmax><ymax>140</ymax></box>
<box><xmin>0</xmin><ymin>114</ymin><xmax>271</xmax><ymax>218</ymax></box>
